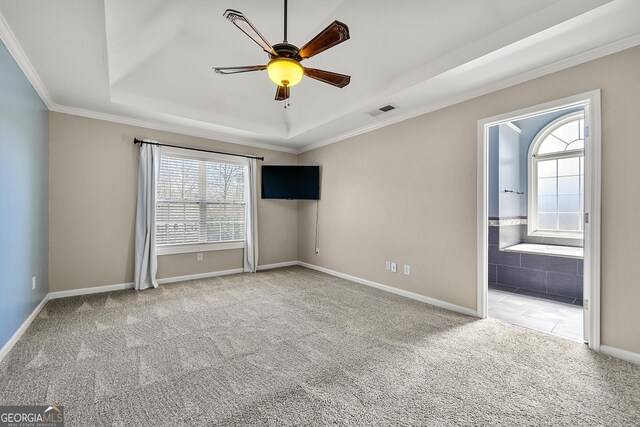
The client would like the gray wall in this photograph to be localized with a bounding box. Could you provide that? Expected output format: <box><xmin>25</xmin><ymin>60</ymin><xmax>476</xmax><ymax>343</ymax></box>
<box><xmin>0</xmin><ymin>41</ymin><xmax>49</xmax><ymax>349</ymax></box>
<box><xmin>298</xmin><ymin>45</ymin><xmax>640</xmax><ymax>356</ymax></box>
<box><xmin>49</xmin><ymin>113</ymin><xmax>298</xmax><ymax>292</ymax></box>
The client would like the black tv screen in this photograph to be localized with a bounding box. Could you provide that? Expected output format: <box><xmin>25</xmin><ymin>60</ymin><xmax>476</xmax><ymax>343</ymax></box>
<box><xmin>262</xmin><ymin>165</ymin><xmax>320</xmax><ymax>200</ymax></box>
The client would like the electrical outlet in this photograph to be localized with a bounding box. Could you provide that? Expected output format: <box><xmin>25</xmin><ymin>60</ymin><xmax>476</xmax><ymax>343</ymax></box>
<box><xmin>403</xmin><ymin>265</ymin><xmax>410</xmax><ymax>275</ymax></box>
<box><xmin>196</xmin><ymin>253</ymin><xmax>203</xmax><ymax>262</ymax></box>
<box><xmin>385</xmin><ymin>261</ymin><xmax>391</xmax><ymax>270</ymax></box>
<box><xmin>391</xmin><ymin>262</ymin><xmax>397</xmax><ymax>273</ymax></box>
<box><xmin>32</xmin><ymin>276</ymin><xmax>36</xmax><ymax>290</ymax></box>
<box><xmin>315</xmin><ymin>247</ymin><xmax>320</xmax><ymax>255</ymax></box>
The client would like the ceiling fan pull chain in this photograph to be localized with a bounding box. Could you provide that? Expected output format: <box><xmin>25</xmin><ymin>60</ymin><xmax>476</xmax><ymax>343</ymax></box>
<box><xmin>283</xmin><ymin>84</ymin><xmax>290</xmax><ymax>109</ymax></box>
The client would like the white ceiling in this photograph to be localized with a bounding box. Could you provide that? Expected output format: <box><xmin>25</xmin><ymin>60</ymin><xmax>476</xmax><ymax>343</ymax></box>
<box><xmin>1</xmin><ymin>0</ymin><xmax>639</xmax><ymax>153</ymax></box>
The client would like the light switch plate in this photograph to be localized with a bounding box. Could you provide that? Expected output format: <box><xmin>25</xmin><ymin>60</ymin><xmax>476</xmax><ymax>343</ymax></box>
<box><xmin>391</xmin><ymin>262</ymin><xmax>397</xmax><ymax>273</ymax></box>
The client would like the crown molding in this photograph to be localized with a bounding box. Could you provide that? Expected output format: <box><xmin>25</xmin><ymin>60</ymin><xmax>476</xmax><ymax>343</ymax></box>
<box><xmin>0</xmin><ymin>10</ymin><xmax>53</xmax><ymax>108</ymax></box>
<box><xmin>48</xmin><ymin>103</ymin><xmax>298</xmax><ymax>154</ymax></box>
<box><xmin>297</xmin><ymin>32</ymin><xmax>640</xmax><ymax>154</ymax></box>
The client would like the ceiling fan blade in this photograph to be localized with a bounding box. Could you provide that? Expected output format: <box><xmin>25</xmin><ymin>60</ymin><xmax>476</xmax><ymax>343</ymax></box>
<box><xmin>213</xmin><ymin>65</ymin><xmax>267</xmax><ymax>75</ymax></box>
<box><xmin>298</xmin><ymin>21</ymin><xmax>350</xmax><ymax>60</ymax></box>
<box><xmin>275</xmin><ymin>85</ymin><xmax>290</xmax><ymax>101</ymax></box>
<box><xmin>304</xmin><ymin>68</ymin><xmax>351</xmax><ymax>88</ymax></box>
<box><xmin>223</xmin><ymin>9</ymin><xmax>277</xmax><ymax>56</ymax></box>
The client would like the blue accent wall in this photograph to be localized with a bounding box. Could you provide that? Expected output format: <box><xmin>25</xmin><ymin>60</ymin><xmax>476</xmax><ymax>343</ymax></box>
<box><xmin>0</xmin><ymin>40</ymin><xmax>49</xmax><ymax>350</ymax></box>
<box><xmin>489</xmin><ymin>107</ymin><xmax>585</xmax><ymax>219</ymax></box>
<box><xmin>498</xmin><ymin>124</ymin><xmax>521</xmax><ymax>218</ymax></box>
<box><xmin>488</xmin><ymin>123</ymin><xmax>524</xmax><ymax>219</ymax></box>
<box><xmin>514</xmin><ymin>107</ymin><xmax>584</xmax><ymax>214</ymax></box>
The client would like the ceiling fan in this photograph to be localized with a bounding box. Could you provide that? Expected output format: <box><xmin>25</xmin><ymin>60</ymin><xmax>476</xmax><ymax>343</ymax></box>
<box><xmin>213</xmin><ymin>0</ymin><xmax>351</xmax><ymax>106</ymax></box>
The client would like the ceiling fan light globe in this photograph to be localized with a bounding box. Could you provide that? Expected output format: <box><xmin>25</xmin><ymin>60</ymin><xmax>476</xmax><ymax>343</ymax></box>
<box><xmin>267</xmin><ymin>58</ymin><xmax>304</xmax><ymax>87</ymax></box>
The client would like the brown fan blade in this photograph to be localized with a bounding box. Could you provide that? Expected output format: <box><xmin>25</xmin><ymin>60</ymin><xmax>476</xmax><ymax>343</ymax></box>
<box><xmin>299</xmin><ymin>21</ymin><xmax>350</xmax><ymax>60</ymax></box>
<box><xmin>223</xmin><ymin>9</ymin><xmax>277</xmax><ymax>56</ymax></box>
<box><xmin>213</xmin><ymin>65</ymin><xmax>267</xmax><ymax>75</ymax></box>
<box><xmin>275</xmin><ymin>85</ymin><xmax>290</xmax><ymax>101</ymax></box>
<box><xmin>304</xmin><ymin>68</ymin><xmax>351</xmax><ymax>88</ymax></box>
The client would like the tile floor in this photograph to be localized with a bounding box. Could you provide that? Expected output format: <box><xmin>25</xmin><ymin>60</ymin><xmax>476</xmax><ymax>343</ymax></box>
<box><xmin>489</xmin><ymin>288</ymin><xmax>584</xmax><ymax>342</ymax></box>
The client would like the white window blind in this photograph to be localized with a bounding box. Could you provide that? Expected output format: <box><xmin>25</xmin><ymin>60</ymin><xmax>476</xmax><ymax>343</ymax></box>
<box><xmin>156</xmin><ymin>155</ymin><xmax>246</xmax><ymax>247</ymax></box>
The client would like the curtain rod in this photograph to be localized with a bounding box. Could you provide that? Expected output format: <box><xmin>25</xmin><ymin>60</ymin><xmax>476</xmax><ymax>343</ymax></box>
<box><xmin>133</xmin><ymin>138</ymin><xmax>264</xmax><ymax>161</ymax></box>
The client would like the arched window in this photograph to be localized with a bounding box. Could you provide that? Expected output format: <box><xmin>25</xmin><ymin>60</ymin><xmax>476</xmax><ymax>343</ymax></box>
<box><xmin>528</xmin><ymin>112</ymin><xmax>584</xmax><ymax>238</ymax></box>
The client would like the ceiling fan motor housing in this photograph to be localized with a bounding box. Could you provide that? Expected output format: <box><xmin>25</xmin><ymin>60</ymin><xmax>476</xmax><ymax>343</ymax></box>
<box><xmin>271</xmin><ymin>43</ymin><xmax>301</xmax><ymax>60</ymax></box>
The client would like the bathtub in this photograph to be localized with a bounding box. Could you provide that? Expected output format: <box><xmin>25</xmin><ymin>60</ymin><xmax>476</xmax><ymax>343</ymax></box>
<box><xmin>503</xmin><ymin>243</ymin><xmax>583</xmax><ymax>259</ymax></box>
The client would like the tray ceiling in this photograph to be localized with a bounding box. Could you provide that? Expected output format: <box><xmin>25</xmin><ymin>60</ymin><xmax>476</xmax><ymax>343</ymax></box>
<box><xmin>1</xmin><ymin>0</ymin><xmax>639</xmax><ymax>152</ymax></box>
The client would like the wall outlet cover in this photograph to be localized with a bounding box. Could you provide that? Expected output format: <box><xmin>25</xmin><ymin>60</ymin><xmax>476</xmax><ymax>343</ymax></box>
<box><xmin>196</xmin><ymin>253</ymin><xmax>203</xmax><ymax>261</ymax></box>
<box><xmin>315</xmin><ymin>247</ymin><xmax>320</xmax><ymax>255</ymax></box>
<box><xmin>404</xmin><ymin>265</ymin><xmax>411</xmax><ymax>275</ymax></box>
<box><xmin>385</xmin><ymin>261</ymin><xmax>391</xmax><ymax>270</ymax></box>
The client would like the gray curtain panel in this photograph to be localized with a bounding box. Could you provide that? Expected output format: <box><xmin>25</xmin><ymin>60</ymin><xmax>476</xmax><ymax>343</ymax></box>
<box><xmin>134</xmin><ymin>143</ymin><xmax>160</xmax><ymax>290</ymax></box>
<box><xmin>243</xmin><ymin>158</ymin><xmax>259</xmax><ymax>272</ymax></box>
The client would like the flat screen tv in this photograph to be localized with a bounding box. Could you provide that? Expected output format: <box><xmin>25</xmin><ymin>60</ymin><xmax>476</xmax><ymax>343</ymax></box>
<box><xmin>261</xmin><ymin>165</ymin><xmax>320</xmax><ymax>200</ymax></box>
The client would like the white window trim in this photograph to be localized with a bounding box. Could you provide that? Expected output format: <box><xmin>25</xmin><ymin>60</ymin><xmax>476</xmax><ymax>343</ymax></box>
<box><xmin>157</xmin><ymin>241</ymin><xmax>244</xmax><ymax>256</ymax></box>
<box><xmin>527</xmin><ymin>112</ymin><xmax>585</xmax><ymax>240</ymax></box>
<box><xmin>156</xmin><ymin>146</ymin><xmax>249</xmax><ymax>255</ymax></box>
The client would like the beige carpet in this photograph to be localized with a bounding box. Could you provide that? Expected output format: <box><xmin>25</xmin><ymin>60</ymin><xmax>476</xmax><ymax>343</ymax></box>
<box><xmin>0</xmin><ymin>266</ymin><xmax>638</xmax><ymax>426</ymax></box>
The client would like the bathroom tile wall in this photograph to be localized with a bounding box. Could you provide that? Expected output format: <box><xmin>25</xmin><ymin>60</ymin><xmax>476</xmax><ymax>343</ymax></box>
<box><xmin>488</xmin><ymin>225</ymin><xmax>583</xmax><ymax>299</ymax></box>
<box><xmin>499</xmin><ymin>223</ymin><xmax>521</xmax><ymax>249</ymax></box>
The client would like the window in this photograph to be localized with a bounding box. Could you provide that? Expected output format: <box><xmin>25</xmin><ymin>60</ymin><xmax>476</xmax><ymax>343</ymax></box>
<box><xmin>156</xmin><ymin>148</ymin><xmax>247</xmax><ymax>254</ymax></box>
<box><xmin>528</xmin><ymin>112</ymin><xmax>584</xmax><ymax>239</ymax></box>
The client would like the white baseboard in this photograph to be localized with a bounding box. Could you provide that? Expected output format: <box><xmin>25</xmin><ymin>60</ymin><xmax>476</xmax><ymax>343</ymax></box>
<box><xmin>49</xmin><ymin>282</ymin><xmax>134</xmax><ymax>299</ymax></box>
<box><xmin>257</xmin><ymin>261</ymin><xmax>298</xmax><ymax>271</ymax></box>
<box><xmin>297</xmin><ymin>261</ymin><xmax>478</xmax><ymax>317</ymax></box>
<box><xmin>46</xmin><ymin>265</ymin><xmax>289</xmax><ymax>299</ymax></box>
<box><xmin>0</xmin><ymin>294</ymin><xmax>49</xmax><ymax>363</ymax></box>
<box><xmin>3</xmin><ymin>263</ymin><xmax>638</xmax><ymax>368</ymax></box>
<box><xmin>48</xmin><ymin>268</ymin><xmax>249</xmax><ymax>298</ymax></box>
<box><xmin>600</xmin><ymin>345</ymin><xmax>640</xmax><ymax>365</ymax></box>
<box><xmin>157</xmin><ymin>268</ymin><xmax>244</xmax><ymax>284</ymax></box>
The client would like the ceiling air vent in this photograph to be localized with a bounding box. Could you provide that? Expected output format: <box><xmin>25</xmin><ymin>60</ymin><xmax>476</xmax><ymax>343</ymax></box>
<box><xmin>367</xmin><ymin>104</ymin><xmax>398</xmax><ymax>117</ymax></box>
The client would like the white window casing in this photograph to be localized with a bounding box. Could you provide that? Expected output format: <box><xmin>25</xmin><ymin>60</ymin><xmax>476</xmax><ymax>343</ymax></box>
<box><xmin>528</xmin><ymin>112</ymin><xmax>585</xmax><ymax>239</ymax></box>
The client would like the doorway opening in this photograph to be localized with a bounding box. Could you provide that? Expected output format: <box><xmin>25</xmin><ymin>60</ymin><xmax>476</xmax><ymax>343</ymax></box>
<box><xmin>477</xmin><ymin>91</ymin><xmax>601</xmax><ymax>349</ymax></box>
